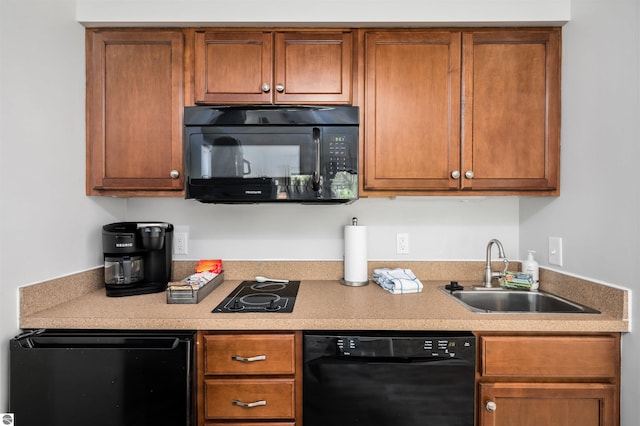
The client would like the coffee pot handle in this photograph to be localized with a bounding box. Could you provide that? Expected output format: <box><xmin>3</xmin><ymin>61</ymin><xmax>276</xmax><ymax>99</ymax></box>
<box><xmin>122</xmin><ymin>257</ymin><xmax>132</xmax><ymax>284</ymax></box>
<box><xmin>243</xmin><ymin>159</ymin><xmax>252</xmax><ymax>175</ymax></box>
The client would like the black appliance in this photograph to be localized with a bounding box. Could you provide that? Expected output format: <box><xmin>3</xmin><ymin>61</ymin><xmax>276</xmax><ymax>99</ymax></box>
<box><xmin>184</xmin><ymin>105</ymin><xmax>359</xmax><ymax>203</ymax></box>
<box><xmin>102</xmin><ymin>222</ymin><xmax>173</xmax><ymax>297</ymax></box>
<box><xmin>303</xmin><ymin>331</ymin><xmax>476</xmax><ymax>426</ymax></box>
<box><xmin>212</xmin><ymin>280</ymin><xmax>300</xmax><ymax>313</ymax></box>
<box><xmin>9</xmin><ymin>329</ymin><xmax>195</xmax><ymax>426</ymax></box>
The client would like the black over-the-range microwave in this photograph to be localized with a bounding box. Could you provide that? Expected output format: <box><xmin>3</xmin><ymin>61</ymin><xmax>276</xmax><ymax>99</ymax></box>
<box><xmin>183</xmin><ymin>105</ymin><xmax>359</xmax><ymax>203</ymax></box>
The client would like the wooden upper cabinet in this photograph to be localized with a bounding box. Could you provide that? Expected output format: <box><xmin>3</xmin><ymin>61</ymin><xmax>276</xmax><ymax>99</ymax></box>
<box><xmin>363</xmin><ymin>30</ymin><xmax>462</xmax><ymax>191</ymax></box>
<box><xmin>274</xmin><ymin>32</ymin><xmax>352</xmax><ymax>104</ymax></box>
<box><xmin>361</xmin><ymin>28</ymin><xmax>561</xmax><ymax>196</ymax></box>
<box><xmin>193</xmin><ymin>30</ymin><xmax>352</xmax><ymax>105</ymax></box>
<box><xmin>194</xmin><ymin>31</ymin><xmax>273</xmax><ymax>104</ymax></box>
<box><xmin>86</xmin><ymin>29</ymin><xmax>184</xmax><ymax>195</ymax></box>
<box><xmin>461</xmin><ymin>29</ymin><xmax>561</xmax><ymax>192</ymax></box>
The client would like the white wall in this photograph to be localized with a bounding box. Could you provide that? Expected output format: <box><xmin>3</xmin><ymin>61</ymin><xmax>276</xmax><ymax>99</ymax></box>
<box><xmin>128</xmin><ymin>197</ymin><xmax>518</xmax><ymax>261</ymax></box>
<box><xmin>519</xmin><ymin>1</ymin><xmax>640</xmax><ymax>425</ymax></box>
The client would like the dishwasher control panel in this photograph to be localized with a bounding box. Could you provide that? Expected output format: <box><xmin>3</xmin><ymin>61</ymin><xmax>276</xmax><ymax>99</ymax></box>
<box><xmin>334</xmin><ymin>332</ymin><xmax>475</xmax><ymax>361</ymax></box>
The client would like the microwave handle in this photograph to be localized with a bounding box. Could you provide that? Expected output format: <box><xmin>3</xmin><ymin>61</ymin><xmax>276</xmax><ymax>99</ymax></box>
<box><xmin>312</xmin><ymin>128</ymin><xmax>321</xmax><ymax>191</ymax></box>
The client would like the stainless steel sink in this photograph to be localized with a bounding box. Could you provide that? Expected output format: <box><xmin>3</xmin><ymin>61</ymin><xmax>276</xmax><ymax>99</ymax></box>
<box><xmin>440</xmin><ymin>287</ymin><xmax>600</xmax><ymax>314</ymax></box>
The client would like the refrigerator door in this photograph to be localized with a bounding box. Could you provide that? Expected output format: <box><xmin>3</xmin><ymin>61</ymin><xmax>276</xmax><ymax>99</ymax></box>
<box><xmin>9</xmin><ymin>330</ymin><xmax>194</xmax><ymax>426</ymax></box>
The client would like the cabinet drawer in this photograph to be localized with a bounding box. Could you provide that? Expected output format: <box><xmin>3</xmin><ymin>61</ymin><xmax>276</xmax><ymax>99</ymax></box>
<box><xmin>206</xmin><ymin>424</ymin><xmax>294</xmax><ymax>426</ymax></box>
<box><xmin>480</xmin><ymin>335</ymin><xmax>618</xmax><ymax>379</ymax></box>
<box><xmin>204</xmin><ymin>378</ymin><xmax>295</xmax><ymax>420</ymax></box>
<box><xmin>204</xmin><ymin>334</ymin><xmax>295</xmax><ymax>375</ymax></box>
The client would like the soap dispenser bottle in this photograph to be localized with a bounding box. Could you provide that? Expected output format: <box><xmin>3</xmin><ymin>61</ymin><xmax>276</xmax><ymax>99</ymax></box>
<box><xmin>522</xmin><ymin>250</ymin><xmax>539</xmax><ymax>290</ymax></box>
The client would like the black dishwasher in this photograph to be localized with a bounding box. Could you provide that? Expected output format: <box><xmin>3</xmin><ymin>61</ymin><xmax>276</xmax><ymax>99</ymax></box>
<box><xmin>303</xmin><ymin>331</ymin><xmax>476</xmax><ymax>426</ymax></box>
<box><xmin>9</xmin><ymin>329</ymin><xmax>195</xmax><ymax>426</ymax></box>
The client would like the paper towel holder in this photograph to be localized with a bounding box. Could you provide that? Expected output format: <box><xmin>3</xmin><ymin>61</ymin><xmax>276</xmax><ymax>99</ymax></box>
<box><xmin>342</xmin><ymin>217</ymin><xmax>369</xmax><ymax>287</ymax></box>
<box><xmin>341</xmin><ymin>278</ymin><xmax>369</xmax><ymax>287</ymax></box>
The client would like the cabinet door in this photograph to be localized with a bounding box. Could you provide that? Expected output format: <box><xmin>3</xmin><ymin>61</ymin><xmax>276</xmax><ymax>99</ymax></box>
<box><xmin>461</xmin><ymin>29</ymin><xmax>561</xmax><ymax>192</ymax></box>
<box><xmin>479</xmin><ymin>382</ymin><xmax>616</xmax><ymax>426</ymax></box>
<box><xmin>274</xmin><ymin>31</ymin><xmax>352</xmax><ymax>104</ymax></box>
<box><xmin>194</xmin><ymin>31</ymin><xmax>273</xmax><ymax>104</ymax></box>
<box><xmin>363</xmin><ymin>31</ymin><xmax>461</xmax><ymax>191</ymax></box>
<box><xmin>86</xmin><ymin>29</ymin><xmax>184</xmax><ymax>195</ymax></box>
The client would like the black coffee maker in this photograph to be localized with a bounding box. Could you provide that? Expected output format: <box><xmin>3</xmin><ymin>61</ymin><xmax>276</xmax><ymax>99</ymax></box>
<box><xmin>102</xmin><ymin>222</ymin><xmax>174</xmax><ymax>297</ymax></box>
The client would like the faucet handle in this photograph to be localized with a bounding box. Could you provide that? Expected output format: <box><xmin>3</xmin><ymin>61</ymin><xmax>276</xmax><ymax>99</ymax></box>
<box><xmin>502</xmin><ymin>258</ymin><xmax>509</xmax><ymax>275</ymax></box>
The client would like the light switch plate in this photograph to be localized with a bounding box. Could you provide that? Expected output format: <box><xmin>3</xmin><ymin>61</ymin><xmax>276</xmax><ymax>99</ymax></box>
<box><xmin>549</xmin><ymin>236</ymin><xmax>563</xmax><ymax>266</ymax></box>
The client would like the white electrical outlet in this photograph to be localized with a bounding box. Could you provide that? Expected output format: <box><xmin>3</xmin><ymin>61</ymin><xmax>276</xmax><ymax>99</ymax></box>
<box><xmin>396</xmin><ymin>233</ymin><xmax>409</xmax><ymax>254</ymax></box>
<box><xmin>549</xmin><ymin>236</ymin><xmax>563</xmax><ymax>266</ymax></box>
<box><xmin>174</xmin><ymin>227</ymin><xmax>189</xmax><ymax>255</ymax></box>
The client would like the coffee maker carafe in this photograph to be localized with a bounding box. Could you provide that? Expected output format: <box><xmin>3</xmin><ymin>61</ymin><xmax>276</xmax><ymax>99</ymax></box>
<box><xmin>102</xmin><ymin>222</ymin><xmax>174</xmax><ymax>297</ymax></box>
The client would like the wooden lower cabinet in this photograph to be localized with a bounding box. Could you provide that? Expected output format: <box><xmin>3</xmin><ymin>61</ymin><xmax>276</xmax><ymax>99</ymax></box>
<box><xmin>479</xmin><ymin>382</ymin><xmax>616</xmax><ymax>426</ymax></box>
<box><xmin>196</xmin><ymin>331</ymin><xmax>620</xmax><ymax>426</ymax></box>
<box><xmin>477</xmin><ymin>333</ymin><xmax>620</xmax><ymax>426</ymax></box>
<box><xmin>197</xmin><ymin>331</ymin><xmax>302</xmax><ymax>426</ymax></box>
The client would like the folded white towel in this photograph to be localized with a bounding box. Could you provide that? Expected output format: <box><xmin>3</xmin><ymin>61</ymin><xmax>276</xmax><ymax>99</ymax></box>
<box><xmin>372</xmin><ymin>268</ymin><xmax>423</xmax><ymax>294</ymax></box>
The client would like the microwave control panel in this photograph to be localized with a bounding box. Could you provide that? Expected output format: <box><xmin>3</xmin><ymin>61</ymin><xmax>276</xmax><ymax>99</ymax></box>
<box><xmin>326</xmin><ymin>133</ymin><xmax>356</xmax><ymax>177</ymax></box>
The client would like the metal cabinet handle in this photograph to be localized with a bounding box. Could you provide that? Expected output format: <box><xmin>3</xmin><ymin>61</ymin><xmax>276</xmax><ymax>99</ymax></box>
<box><xmin>231</xmin><ymin>354</ymin><xmax>267</xmax><ymax>362</ymax></box>
<box><xmin>169</xmin><ymin>170</ymin><xmax>180</xmax><ymax>179</ymax></box>
<box><xmin>232</xmin><ymin>399</ymin><xmax>267</xmax><ymax>408</ymax></box>
<box><xmin>275</xmin><ymin>83</ymin><xmax>285</xmax><ymax>92</ymax></box>
<box><xmin>312</xmin><ymin>127</ymin><xmax>321</xmax><ymax>191</ymax></box>
<box><xmin>486</xmin><ymin>401</ymin><xmax>497</xmax><ymax>412</ymax></box>
<box><xmin>451</xmin><ymin>170</ymin><xmax>461</xmax><ymax>179</ymax></box>
<box><xmin>261</xmin><ymin>83</ymin><xmax>271</xmax><ymax>93</ymax></box>
<box><xmin>465</xmin><ymin>170</ymin><xmax>474</xmax><ymax>179</ymax></box>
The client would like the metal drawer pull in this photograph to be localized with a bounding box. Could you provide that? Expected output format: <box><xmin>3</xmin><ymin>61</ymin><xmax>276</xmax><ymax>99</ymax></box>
<box><xmin>231</xmin><ymin>354</ymin><xmax>267</xmax><ymax>362</ymax></box>
<box><xmin>232</xmin><ymin>399</ymin><xmax>267</xmax><ymax>408</ymax></box>
<box><xmin>486</xmin><ymin>401</ymin><xmax>497</xmax><ymax>412</ymax></box>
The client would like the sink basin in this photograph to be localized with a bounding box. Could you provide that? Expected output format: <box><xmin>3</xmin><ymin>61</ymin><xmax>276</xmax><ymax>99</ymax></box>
<box><xmin>441</xmin><ymin>287</ymin><xmax>600</xmax><ymax>314</ymax></box>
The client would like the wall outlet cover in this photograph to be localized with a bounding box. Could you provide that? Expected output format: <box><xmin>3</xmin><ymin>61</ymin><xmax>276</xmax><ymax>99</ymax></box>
<box><xmin>548</xmin><ymin>236</ymin><xmax>563</xmax><ymax>266</ymax></box>
<box><xmin>396</xmin><ymin>233</ymin><xmax>409</xmax><ymax>254</ymax></box>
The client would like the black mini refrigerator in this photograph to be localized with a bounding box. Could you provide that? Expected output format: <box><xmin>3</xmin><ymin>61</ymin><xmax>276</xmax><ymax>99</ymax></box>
<box><xmin>9</xmin><ymin>329</ymin><xmax>195</xmax><ymax>426</ymax></box>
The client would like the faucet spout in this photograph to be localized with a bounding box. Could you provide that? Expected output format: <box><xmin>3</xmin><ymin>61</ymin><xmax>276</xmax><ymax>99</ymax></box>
<box><xmin>483</xmin><ymin>239</ymin><xmax>507</xmax><ymax>288</ymax></box>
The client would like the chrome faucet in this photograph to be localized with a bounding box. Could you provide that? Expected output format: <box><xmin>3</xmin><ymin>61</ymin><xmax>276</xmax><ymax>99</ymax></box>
<box><xmin>482</xmin><ymin>239</ymin><xmax>508</xmax><ymax>288</ymax></box>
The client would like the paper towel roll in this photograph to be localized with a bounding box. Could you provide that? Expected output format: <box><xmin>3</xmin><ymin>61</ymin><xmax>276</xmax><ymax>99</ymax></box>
<box><xmin>343</xmin><ymin>222</ymin><xmax>368</xmax><ymax>286</ymax></box>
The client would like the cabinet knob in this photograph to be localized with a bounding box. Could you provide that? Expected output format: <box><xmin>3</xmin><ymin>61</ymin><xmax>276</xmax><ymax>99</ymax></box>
<box><xmin>275</xmin><ymin>84</ymin><xmax>285</xmax><ymax>92</ymax></box>
<box><xmin>170</xmin><ymin>170</ymin><xmax>180</xmax><ymax>179</ymax></box>
<box><xmin>465</xmin><ymin>170</ymin><xmax>474</xmax><ymax>179</ymax></box>
<box><xmin>486</xmin><ymin>401</ymin><xmax>497</xmax><ymax>412</ymax></box>
<box><xmin>261</xmin><ymin>83</ymin><xmax>271</xmax><ymax>93</ymax></box>
<box><xmin>451</xmin><ymin>170</ymin><xmax>461</xmax><ymax>179</ymax></box>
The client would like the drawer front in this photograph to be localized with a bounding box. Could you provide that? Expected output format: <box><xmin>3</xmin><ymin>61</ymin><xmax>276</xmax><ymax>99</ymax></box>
<box><xmin>204</xmin><ymin>379</ymin><xmax>295</xmax><ymax>420</ymax></box>
<box><xmin>481</xmin><ymin>335</ymin><xmax>618</xmax><ymax>379</ymax></box>
<box><xmin>204</xmin><ymin>334</ymin><xmax>295</xmax><ymax>375</ymax></box>
<box><xmin>206</xmin><ymin>423</ymin><xmax>294</xmax><ymax>426</ymax></box>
